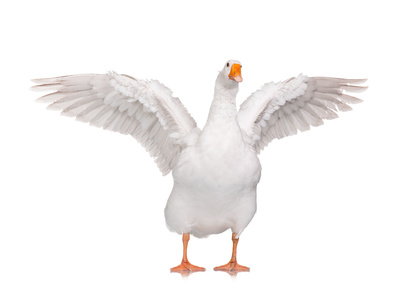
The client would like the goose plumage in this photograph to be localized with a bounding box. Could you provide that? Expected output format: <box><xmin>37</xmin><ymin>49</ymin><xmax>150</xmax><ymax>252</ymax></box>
<box><xmin>32</xmin><ymin>60</ymin><xmax>367</xmax><ymax>274</ymax></box>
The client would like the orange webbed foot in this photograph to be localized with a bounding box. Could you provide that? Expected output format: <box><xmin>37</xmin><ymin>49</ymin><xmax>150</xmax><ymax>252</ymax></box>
<box><xmin>214</xmin><ymin>233</ymin><xmax>250</xmax><ymax>275</ymax></box>
<box><xmin>214</xmin><ymin>261</ymin><xmax>250</xmax><ymax>273</ymax></box>
<box><xmin>171</xmin><ymin>261</ymin><xmax>206</xmax><ymax>273</ymax></box>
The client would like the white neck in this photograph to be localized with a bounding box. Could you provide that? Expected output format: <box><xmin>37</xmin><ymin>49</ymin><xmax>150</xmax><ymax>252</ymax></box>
<box><xmin>206</xmin><ymin>75</ymin><xmax>239</xmax><ymax>122</ymax></box>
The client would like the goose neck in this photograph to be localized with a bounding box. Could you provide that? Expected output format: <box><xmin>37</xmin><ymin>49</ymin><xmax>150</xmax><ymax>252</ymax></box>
<box><xmin>208</xmin><ymin>83</ymin><xmax>239</xmax><ymax>119</ymax></box>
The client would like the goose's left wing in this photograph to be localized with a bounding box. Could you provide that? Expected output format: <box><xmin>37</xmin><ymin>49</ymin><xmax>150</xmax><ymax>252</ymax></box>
<box><xmin>237</xmin><ymin>74</ymin><xmax>367</xmax><ymax>153</ymax></box>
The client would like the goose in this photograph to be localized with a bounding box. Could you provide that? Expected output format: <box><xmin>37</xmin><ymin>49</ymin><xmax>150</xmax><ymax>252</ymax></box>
<box><xmin>32</xmin><ymin>60</ymin><xmax>367</xmax><ymax>274</ymax></box>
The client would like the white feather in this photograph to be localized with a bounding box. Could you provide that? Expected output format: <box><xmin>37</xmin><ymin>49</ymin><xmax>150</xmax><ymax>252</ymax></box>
<box><xmin>238</xmin><ymin>75</ymin><xmax>367</xmax><ymax>152</ymax></box>
<box><xmin>33</xmin><ymin>72</ymin><xmax>197</xmax><ymax>175</ymax></box>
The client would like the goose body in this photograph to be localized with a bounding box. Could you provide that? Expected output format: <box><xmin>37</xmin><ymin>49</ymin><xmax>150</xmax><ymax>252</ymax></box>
<box><xmin>166</xmin><ymin>84</ymin><xmax>261</xmax><ymax>238</ymax></box>
<box><xmin>32</xmin><ymin>60</ymin><xmax>366</xmax><ymax>273</ymax></box>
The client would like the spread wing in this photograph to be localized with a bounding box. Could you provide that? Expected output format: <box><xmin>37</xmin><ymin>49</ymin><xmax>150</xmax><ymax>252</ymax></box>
<box><xmin>32</xmin><ymin>72</ymin><xmax>198</xmax><ymax>175</ymax></box>
<box><xmin>237</xmin><ymin>74</ymin><xmax>367</xmax><ymax>153</ymax></box>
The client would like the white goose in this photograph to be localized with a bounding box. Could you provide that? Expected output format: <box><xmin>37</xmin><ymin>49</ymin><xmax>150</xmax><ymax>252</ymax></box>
<box><xmin>32</xmin><ymin>60</ymin><xmax>366</xmax><ymax>274</ymax></box>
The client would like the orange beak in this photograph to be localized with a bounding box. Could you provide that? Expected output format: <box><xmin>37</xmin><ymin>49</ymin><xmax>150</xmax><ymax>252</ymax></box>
<box><xmin>228</xmin><ymin>64</ymin><xmax>243</xmax><ymax>83</ymax></box>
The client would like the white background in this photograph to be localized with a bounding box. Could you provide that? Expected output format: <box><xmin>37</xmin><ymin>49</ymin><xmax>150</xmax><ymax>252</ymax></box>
<box><xmin>1</xmin><ymin>0</ymin><xmax>407</xmax><ymax>293</ymax></box>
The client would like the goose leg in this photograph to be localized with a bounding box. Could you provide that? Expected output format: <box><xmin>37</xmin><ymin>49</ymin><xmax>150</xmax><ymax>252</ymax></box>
<box><xmin>170</xmin><ymin>233</ymin><xmax>205</xmax><ymax>273</ymax></box>
<box><xmin>214</xmin><ymin>233</ymin><xmax>250</xmax><ymax>272</ymax></box>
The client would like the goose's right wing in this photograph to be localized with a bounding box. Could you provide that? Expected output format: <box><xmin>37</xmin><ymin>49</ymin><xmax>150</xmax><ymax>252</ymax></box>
<box><xmin>32</xmin><ymin>71</ymin><xmax>198</xmax><ymax>175</ymax></box>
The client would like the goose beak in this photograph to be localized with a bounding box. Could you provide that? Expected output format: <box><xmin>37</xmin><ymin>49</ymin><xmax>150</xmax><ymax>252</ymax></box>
<box><xmin>228</xmin><ymin>64</ymin><xmax>243</xmax><ymax>83</ymax></box>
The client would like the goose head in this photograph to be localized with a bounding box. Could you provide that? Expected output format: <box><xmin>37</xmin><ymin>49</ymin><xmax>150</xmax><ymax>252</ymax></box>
<box><xmin>216</xmin><ymin>60</ymin><xmax>243</xmax><ymax>89</ymax></box>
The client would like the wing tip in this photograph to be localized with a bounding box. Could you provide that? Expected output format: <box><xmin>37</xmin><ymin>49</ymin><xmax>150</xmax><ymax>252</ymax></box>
<box><xmin>30</xmin><ymin>83</ymin><xmax>63</xmax><ymax>92</ymax></box>
<box><xmin>342</xmin><ymin>84</ymin><xmax>368</xmax><ymax>93</ymax></box>
<box><xmin>312</xmin><ymin>77</ymin><xmax>368</xmax><ymax>85</ymax></box>
<box><xmin>31</xmin><ymin>76</ymin><xmax>61</xmax><ymax>84</ymax></box>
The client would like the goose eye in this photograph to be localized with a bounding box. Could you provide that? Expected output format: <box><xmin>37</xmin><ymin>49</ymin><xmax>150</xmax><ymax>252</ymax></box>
<box><xmin>226</xmin><ymin>63</ymin><xmax>229</xmax><ymax>67</ymax></box>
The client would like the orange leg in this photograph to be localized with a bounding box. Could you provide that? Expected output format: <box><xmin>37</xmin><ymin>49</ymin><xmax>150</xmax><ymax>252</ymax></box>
<box><xmin>170</xmin><ymin>233</ymin><xmax>205</xmax><ymax>273</ymax></box>
<box><xmin>214</xmin><ymin>233</ymin><xmax>250</xmax><ymax>273</ymax></box>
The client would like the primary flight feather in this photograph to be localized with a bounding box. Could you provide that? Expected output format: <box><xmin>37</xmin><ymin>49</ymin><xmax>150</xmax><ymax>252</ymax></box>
<box><xmin>32</xmin><ymin>60</ymin><xmax>366</xmax><ymax>274</ymax></box>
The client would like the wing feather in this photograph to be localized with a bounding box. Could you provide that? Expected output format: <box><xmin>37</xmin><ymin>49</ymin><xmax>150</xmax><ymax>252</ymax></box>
<box><xmin>238</xmin><ymin>75</ymin><xmax>366</xmax><ymax>152</ymax></box>
<box><xmin>33</xmin><ymin>71</ymin><xmax>198</xmax><ymax>175</ymax></box>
